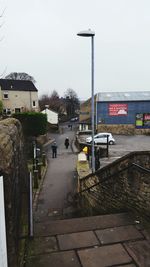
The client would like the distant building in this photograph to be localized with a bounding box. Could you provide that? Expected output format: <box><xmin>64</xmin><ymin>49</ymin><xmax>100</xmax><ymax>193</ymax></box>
<box><xmin>79</xmin><ymin>97</ymin><xmax>96</xmax><ymax>131</ymax></box>
<box><xmin>0</xmin><ymin>79</ymin><xmax>39</xmax><ymax>115</ymax></box>
<box><xmin>41</xmin><ymin>108</ymin><xmax>58</xmax><ymax>125</ymax></box>
<box><xmin>79</xmin><ymin>91</ymin><xmax>150</xmax><ymax>134</ymax></box>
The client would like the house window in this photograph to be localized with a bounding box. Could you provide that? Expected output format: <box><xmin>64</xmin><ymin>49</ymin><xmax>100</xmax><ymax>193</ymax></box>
<box><xmin>32</xmin><ymin>101</ymin><xmax>36</xmax><ymax>107</ymax></box>
<box><xmin>3</xmin><ymin>108</ymin><xmax>11</xmax><ymax>115</ymax></box>
<box><xmin>15</xmin><ymin>108</ymin><xmax>21</xmax><ymax>113</ymax></box>
<box><xmin>3</xmin><ymin>93</ymin><xmax>8</xmax><ymax>99</ymax></box>
<box><xmin>7</xmin><ymin>109</ymin><xmax>11</xmax><ymax>115</ymax></box>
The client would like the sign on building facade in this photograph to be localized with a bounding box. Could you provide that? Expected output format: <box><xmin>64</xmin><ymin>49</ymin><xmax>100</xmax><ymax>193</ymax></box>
<box><xmin>136</xmin><ymin>113</ymin><xmax>150</xmax><ymax>128</ymax></box>
<box><xmin>108</xmin><ymin>104</ymin><xmax>128</xmax><ymax>116</ymax></box>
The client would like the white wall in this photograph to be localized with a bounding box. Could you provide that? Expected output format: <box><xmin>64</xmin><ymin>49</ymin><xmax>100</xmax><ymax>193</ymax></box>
<box><xmin>41</xmin><ymin>108</ymin><xmax>58</xmax><ymax>124</ymax></box>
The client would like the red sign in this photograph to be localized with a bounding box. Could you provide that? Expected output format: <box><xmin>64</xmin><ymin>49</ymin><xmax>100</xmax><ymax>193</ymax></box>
<box><xmin>109</xmin><ymin>104</ymin><xmax>128</xmax><ymax>116</ymax></box>
<box><xmin>144</xmin><ymin>114</ymin><xmax>150</xmax><ymax>120</ymax></box>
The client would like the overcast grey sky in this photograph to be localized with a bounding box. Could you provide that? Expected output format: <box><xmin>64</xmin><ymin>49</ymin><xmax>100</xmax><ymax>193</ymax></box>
<box><xmin>1</xmin><ymin>0</ymin><xmax>150</xmax><ymax>100</ymax></box>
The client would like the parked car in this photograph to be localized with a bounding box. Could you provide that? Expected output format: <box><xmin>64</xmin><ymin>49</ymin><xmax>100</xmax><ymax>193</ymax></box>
<box><xmin>86</xmin><ymin>132</ymin><xmax>115</xmax><ymax>145</ymax></box>
<box><xmin>70</xmin><ymin>117</ymin><xmax>78</xmax><ymax>122</ymax></box>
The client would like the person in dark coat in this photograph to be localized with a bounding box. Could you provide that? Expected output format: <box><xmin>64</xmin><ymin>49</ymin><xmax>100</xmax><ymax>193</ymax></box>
<box><xmin>51</xmin><ymin>141</ymin><xmax>57</xmax><ymax>158</ymax></box>
<box><xmin>64</xmin><ymin>137</ymin><xmax>69</xmax><ymax>149</ymax></box>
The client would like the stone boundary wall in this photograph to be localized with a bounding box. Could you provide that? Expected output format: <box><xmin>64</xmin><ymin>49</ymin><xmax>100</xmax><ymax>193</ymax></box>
<box><xmin>80</xmin><ymin>151</ymin><xmax>150</xmax><ymax>220</ymax></box>
<box><xmin>0</xmin><ymin>118</ymin><xmax>29</xmax><ymax>267</ymax></box>
<box><xmin>97</xmin><ymin>124</ymin><xmax>150</xmax><ymax>135</ymax></box>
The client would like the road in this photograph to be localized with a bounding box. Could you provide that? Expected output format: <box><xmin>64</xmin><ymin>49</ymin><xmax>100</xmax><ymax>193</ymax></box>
<box><xmin>34</xmin><ymin>123</ymin><xmax>78</xmax><ymax>222</ymax></box>
<box><xmin>110</xmin><ymin>134</ymin><xmax>150</xmax><ymax>157</ymax></box>
<box><xmin>78</xmin><ymin>132</ymin><xmax>150</xmax><ymax>168</ymax></box>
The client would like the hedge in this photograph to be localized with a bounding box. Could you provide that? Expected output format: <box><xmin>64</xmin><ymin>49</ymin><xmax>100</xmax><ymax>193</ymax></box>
<box><xmin>13</xmin><ymin>112</ymin><xmax>47</xmax><ymax>137</ymax></box>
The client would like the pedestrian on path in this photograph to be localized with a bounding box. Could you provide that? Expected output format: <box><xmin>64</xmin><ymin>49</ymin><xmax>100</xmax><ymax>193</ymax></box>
<box><xmin>64</xmin><ymin>137</ymin><xmax>69</xmax><ymax>149</ymax></box>
<box><xmin>51</xmin><ymin>141</ymin><xmax>57</xmax><ymax>158</ymax></box>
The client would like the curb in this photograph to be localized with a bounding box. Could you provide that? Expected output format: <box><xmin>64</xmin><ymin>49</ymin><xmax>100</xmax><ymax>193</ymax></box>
<box><xmin>71</xmin><ymin>138</ymin><xmax>80</xmax><ymax>154</ymax></box>
<box><xmin>33</xmin><ymin>161</ymin><xmax>48</xmax><ymax>211</ymax></box>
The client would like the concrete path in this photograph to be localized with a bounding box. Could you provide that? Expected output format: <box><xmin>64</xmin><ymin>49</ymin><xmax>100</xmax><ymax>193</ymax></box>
<box><xmin>34</xmin><ymin>124</ymin><xmax>78</xmax><ymax>222</ymax></box>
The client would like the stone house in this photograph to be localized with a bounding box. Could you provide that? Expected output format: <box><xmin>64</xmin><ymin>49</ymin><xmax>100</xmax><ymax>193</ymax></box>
<box><xmin>0</xmin><ymin>79</ymin><xmax>39</xmax><ymax>115</ymax></box>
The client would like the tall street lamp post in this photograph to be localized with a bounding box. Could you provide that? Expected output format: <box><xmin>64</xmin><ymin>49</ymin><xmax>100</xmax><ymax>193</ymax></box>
<box><xmin>77</xmin><ymin>29</ymin><xmax>95</xmax><ymax>173</ymax></box>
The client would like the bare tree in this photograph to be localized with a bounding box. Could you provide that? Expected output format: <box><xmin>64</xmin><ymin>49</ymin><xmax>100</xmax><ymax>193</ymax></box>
<box><xmin>39</xmin><ymin>94</ymin><xmax>50</xmax><ymax>111</ymax></box>
<box><xmin>39</xmin><ymin>90</ymin><xmax>64</xmax><ymax>114</ymax></box>
<box><xmin>5</xmin><ymin>72</ymin><xmax>36</xmax><ymax>83</ymax></box>
<box><xmin>49</xmin><ymin>90</ymin><xmax>62</xmax><ymax>113</ymax></box>
<box><xmin>64</xmin><ymin>88</ymin><xmax>80</xmax><ymax>117</ymax></box>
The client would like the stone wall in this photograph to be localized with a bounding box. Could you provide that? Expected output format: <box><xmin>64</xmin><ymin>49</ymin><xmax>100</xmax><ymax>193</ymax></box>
<box><xmin>0</xmin><ymin>118</ymin><xmax>29</xmax><ymax>267</ymax></box>
<box><xmin>97</xmin><ymin>124</ymin><xmax>150</xmax><ymax>135</ymax></box>
<box><xmin>80</xmin><ymin>151</ymin><xmax>150</xmax><ymax>220</ymax></box>
<box><xmin>135</xmin><ymin>128</ymin><xmax>150</xmax><ymax>135</ymax></box>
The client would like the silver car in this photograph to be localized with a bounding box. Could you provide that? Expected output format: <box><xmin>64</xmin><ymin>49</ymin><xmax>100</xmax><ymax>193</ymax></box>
<box><xmin>86</xmin><ymin>132</ymin><xmax>115</xmax><ymax>145</ymax></box>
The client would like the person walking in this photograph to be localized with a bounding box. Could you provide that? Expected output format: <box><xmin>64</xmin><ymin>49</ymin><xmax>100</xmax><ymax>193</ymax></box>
<box><xmin>64</xmin><ymin>137</ymin><xmax>69</xmax><ymax>149</ymax></box>
<box><xmin>51</xmin><ymin>141</ymin><xmax>57</xmax><ymax>158</ymax></box>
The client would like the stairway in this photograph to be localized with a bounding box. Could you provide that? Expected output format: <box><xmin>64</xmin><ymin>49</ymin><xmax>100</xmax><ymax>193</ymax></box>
<box><xmin>25</xmin><ymin>212</ymin><xmax>150</xmax><ymax>267</ymax></box>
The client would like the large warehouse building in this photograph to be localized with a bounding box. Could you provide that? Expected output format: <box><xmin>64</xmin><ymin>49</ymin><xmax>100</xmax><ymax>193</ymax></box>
<box><xmin>79</xmin><ymin>91</ymin><xmax>150</xmax><ymax>134</ymax></box>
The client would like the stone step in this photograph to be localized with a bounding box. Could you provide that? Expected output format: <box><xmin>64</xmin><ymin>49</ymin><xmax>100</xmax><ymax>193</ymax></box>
<box><xmin>26</xmin><ymin>212</ymin><xmax>150</xmax><ymax>267</ymax></box>
<box><xmin>34</xmin><ymin>212</ymin><xmax>135</xmax><ymax>237</ymax></box>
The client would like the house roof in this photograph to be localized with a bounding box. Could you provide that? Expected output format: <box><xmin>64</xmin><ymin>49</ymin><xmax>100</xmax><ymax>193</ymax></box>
<box><xmin>0</xmin><ymin>79</ymin><xmax>38</xmax><ymax>92</ymax></box>
<box><xmin>41</xmin><ymin>108</ymin><xmax>58</xmax><ymax>115</ymax></box>
<box><xmin>97</xmin><ymin>91</ymin><xmax>150</xmax><ymax>102</ymax></box>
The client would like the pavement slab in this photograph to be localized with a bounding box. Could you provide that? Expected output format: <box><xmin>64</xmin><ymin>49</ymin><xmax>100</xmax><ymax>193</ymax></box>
<box><xmin>25</xmin><ymin>250</ymin><xmax>81</xmax><ymax>267</ymax></box>
<box><xmin>27</xmin><ymin>236</ymin><xmax>58</xmax><ymax>256</ymax></box>
<box><xmin>115</xmin><ymin>265</ymin><xmax>136</xmax><ymax>267</ymax></box>
<box><xmin>142</xmin><ymin>229</ymin><xmax>150</xmax><ymax>242</ymax></box>
<box><xmin>78</xmin><ymin>243</ymin><xmax>132</xmax><ymax>267</ymax></box>
<box><xmin>95</xmin><ymin>225</ymin><xmax>143</xmax><ymax>245</ymax></box>
<box><xmin>125</xmin><ymin>240</ymin><xmax>150</xmax><ymax>267</ymax></box>
<box><xmin>58</xmin><ymin>231</ymin><xmax>99</xmax><ymax>250</ymax></box>
<box><xmin>34</xmin><ymin>212</ymin><xmax>134</xmax><ymax>236</ymax></box>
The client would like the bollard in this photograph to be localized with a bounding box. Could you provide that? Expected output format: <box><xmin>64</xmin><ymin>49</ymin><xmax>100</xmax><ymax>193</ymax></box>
<box><xmin>29</xmin><ymin>172</ymin><xmax>33</xmax><ymax>238</ymax></box>
<box><xmin>37</xmin><ymin>163</ymin><xmax>42</xmax><ymax>180</ymax></box>
<box><xmin>42</xmin><ymin>153</ymin><xmax>46</xmax><ymax>166</ymax></box>
<box><xmin>33</xmin><ymin>169</ymin><xmax>38</xmax><ymax>189</ymax></box>
<box><xmin>106</xmin><ymin>135</ymin><xmax>109</xmax><ymax>157</ymax></box>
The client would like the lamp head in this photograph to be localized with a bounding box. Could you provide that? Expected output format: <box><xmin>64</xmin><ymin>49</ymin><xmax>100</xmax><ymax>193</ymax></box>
<box><xmin>77</xmin><ymin>29</ymin><xmax>95</xmax><ymax>37</ymax></box>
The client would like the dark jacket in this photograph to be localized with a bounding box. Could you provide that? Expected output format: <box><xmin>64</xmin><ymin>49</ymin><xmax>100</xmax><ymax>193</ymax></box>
<box><xmin>64</xmin><ymin>138</ymin><xmax>69</xmax><ymax>147</ymax></box>
<box><xmin>51</xmin><ymin>143</ymin><xmax>57</xmax><ymax>151</ymax></box>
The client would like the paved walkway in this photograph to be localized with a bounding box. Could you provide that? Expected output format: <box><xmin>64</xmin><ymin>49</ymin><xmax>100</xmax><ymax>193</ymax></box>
<box><xmin>25</xmin><ymin>212</ymin><xmax>150</xmax><ymax>267</ymax></box>
<box><xmin>34</xmin><ymin>125</ymin><xmax>78</xmax><ymax>222</ymax></box>
<box><xmin>24</xmin><ymin>126</ymin><xmax>150</xmax><ymax>267</ymax></box>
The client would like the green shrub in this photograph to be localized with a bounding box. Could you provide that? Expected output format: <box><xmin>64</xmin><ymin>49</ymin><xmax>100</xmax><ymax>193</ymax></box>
<box><xmin>13</xmin><ymin>112</ymin><xmax>47</xmax><ymax>137</ymax></box>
